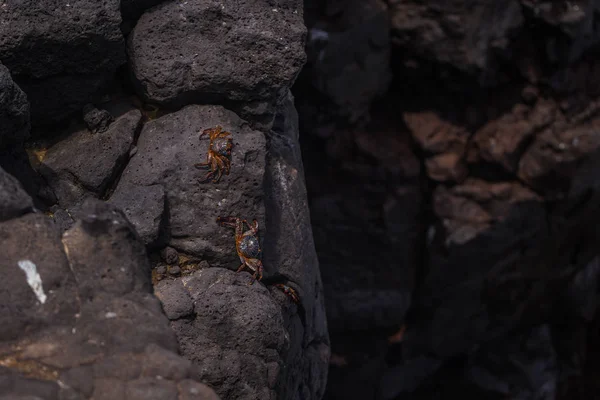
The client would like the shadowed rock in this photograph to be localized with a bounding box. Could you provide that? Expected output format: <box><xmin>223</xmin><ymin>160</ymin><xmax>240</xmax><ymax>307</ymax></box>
<box><xmin>0</xmin><ymin>63</ymin><xmax>29</xmax><ymax>149</ymax></box>
<box><xmin>0</xmin><ymin>0</ymin><xmax>126</xmax><ymax>124</ymax></box>
<box><xmin>0</xmin><ymin>166</ymin><xmax>33</xmax><ymax>222</ymax></box>
<box><xmin>38</xmin><ymin>108</ymin><xmax>141</xmax><ymax>208</ymax></box>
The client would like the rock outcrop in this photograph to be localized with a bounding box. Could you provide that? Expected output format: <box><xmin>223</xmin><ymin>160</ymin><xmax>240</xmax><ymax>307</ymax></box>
<box><xmin>0</xmin><ymin>187</ymin><xmax>220</xmax><ymax>399</ymax></box>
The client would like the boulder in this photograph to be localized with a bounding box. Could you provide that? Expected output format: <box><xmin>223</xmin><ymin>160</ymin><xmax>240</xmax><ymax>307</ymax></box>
<box><xmin>38</xmin><ymin>108</ymin><xmax>141</xmax><ymax>208</ymax></box>
<box><xmin>0</xmin><ymin>0</ymin><xmax>126</xmax><ymax>124</ymax></box>
<box><xmin>110</xmin><ymin>104</ymin><xmax>266</xmax><ymax>268</ymax></box>
<box><xmin>128</xmin><ymin>0</ymin><xmax>306</xmax><ymax>127</ymax></box>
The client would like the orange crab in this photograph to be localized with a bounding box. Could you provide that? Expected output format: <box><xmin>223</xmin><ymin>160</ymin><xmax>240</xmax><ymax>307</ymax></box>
<box><xmin>194</xmin><ymin>125</ymin><xmax>233</xmax><ymax>183</ymax></box>
<box><xmin>217</xmin><ymin>216</ymin><xmax>264</xmax><ymax>284</ymax></box>
<box><xmin>274</xmin><ymin>284</ymin><xmax>300</xmax><ymax>304</ymax></box>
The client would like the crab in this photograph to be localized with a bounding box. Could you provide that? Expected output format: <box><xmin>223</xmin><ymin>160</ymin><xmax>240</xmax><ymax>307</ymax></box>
<box><xmin>217</xmin><ymin>216</ymin><xmax>264</xmax><ymax>284</ymax></box>
<box><xmin>194</xmin><ymin>125</ymin><xmax>233</xmax><ymax>183</ymax></box>
<box><xmin>274</xmin><ymin>284</ymin><xmax>300</xmax><ymax>304</ymax></box>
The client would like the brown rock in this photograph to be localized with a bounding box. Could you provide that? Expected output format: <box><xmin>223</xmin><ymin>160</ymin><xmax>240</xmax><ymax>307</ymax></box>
<box><xmin>403</xmin><ymin>111</ymin><xmax>469</xmax><ymax>182</ymax></box>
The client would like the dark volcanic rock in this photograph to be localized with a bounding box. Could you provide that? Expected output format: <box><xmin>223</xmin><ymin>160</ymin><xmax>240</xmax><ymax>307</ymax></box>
<box><xmin>39</xmin><ymin>108</ymin><xmax>141</xmax><ymax>208</ymax></box>
<box><xmin>152</xmin><ymin>92</ymin><xmax>330</xmax><ymax>400</ymax></box>
<box><xmin>160</xmin><ymin>268</ymin><xmax>286</xmax><ymax>400</ymax></box>
<box><xmin>389</xmin><ymin>0</ymin><xmax>523</xmax><ymax>84</ymax></box>
<box><xmin>263</xmin><ymin>91</ymin><xmax>330</xmax><ymax>399</ymax></box>
<box><xmin>128</xmin><ymin>0</ymin><xmax>306</xmax><ymax>126</ymax></box>
<box><xmin>82</xmin><ymin>104</ymin><xmax>114</xmax><ymax>134</ymax></box>
<box><xmin>111</xmin><ymin>104</ymin><xmax>266</xmax><ymax>268</ymax></box>
<box><xmin>0</xmin><ymin>0</ymin><xmax>124</xmax><ymax>77</ymax></box>
<box><xmin>0</xmin><ymin>213</ymin><xmax>78</xmax><ymax>341</ymax></box>
<box><xmin>0</xmin><ymin>166</ymin><xmax>34</xmax><ymax>222</ymax></box>
<box><xmin>109</xmin><ymin>184</ymin><xmax>166</xmax><ymax>248</ymax></box>
<box><xmin>303</xmin><ymin>0</ymin><xmax>392</xmax><ymax>123</ymax></box>
<box><xmin>0</xmin><ymin>199</ymin><xmax>220</xmax><ymax>399</ymax></box>
<box><xmin>0</xmin><ymin>63</ymin><xmax>29</xmax><ymax>148</ymax></box>
<box><xmin>0</xmin><ymin>0</ymin><xmax>126</xmax><ymax>124</ymax></box>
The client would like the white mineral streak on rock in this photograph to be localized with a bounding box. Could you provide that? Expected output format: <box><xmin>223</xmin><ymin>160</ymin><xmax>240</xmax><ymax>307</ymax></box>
<box><xmin>17</xmin><ymin>260</ymin><xmax>47</xmax><ymax>304</ymax></box>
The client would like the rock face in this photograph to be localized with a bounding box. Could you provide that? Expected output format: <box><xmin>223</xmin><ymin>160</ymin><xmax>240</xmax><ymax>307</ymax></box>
<box><xmin>0</xmin><ymin>1</ymin><xmax>328</xmax><ymax>399</ymax></box>
<box><xmin>39</xmin><ymin>108</ymin><xmax>142</xmax><ymax>208</ymax></box>
<box><xmin>262</xmin><ymin>92</ymin><xmax>330</xmax><ymax>400</ymax></box>
<box><xmin>0</xmin><ymin>63</ymin><xmax>30</xmax><ymax>148</ymax></box>
<box><xmin>148</xmin><ymin>94</ymin><xmax>330</xmax><ymax>400</ymax></box>
<box><xmin>110</xmin><ymin>104</ymin><xmax>266</xmax><ymax>263</ymax></box>
<box><xmin>0</xmin><ymin>0</ymin><xmax>126</xmax><ymax>124</ymax></box>
<box><xmin>128</xmin><ymin>0</ymin><xmax>307</xmax><ymax>127</ymax></box>
<box><xmin>0</xmin><ymin>192</ymin><xmax>221</xmax><ymax>400</ymax></box>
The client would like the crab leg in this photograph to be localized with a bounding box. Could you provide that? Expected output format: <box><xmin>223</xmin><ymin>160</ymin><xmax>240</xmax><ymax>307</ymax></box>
<box><xmin>194</xmin><ymin>151</ymin><xmax>213</xmax><ymax>169</ymax></box>
<box><xmin>242</xmin><ymin>219</ymin><xmax>259</xmax><ymax>234</ymax></box>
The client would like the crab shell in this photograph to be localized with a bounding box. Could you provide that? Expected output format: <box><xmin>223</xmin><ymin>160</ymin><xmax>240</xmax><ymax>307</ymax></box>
<box><xmin>238</xmin><ymin>234</ymin><xmax>261</xmax><ymax>259</ymax></box>
<box><xmin>212</xmin><ymin>137</ymin><xmax>233</xmax><ymax>157</ymax></box>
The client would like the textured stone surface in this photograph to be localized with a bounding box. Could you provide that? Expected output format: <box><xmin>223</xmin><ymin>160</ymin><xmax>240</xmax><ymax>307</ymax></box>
<box><xmin>164</xmin><ymin>268</ymin><xmax>285</xmax><ymax>400</ymax></box>
<box><xmin>128</xmin><ymin>0</ymin><xmax>306</xmax><ymax>125</ymax></box>
<box><xmin>108</xmin><ymin>184</ymin><xmax>166</xmax><ymax>248</ymax></box>
<box><xmin>111</xmin><ymin>104</ymin><xmax>266</xmax><ymax>268</ymax></box>
<box><xmin>39</xmin><ymin>109</ymin><xmax>141</xmax><ymax>208</ymax></box>
<box><xmin>0</xmin><ymin>199</ymin><xmax>220</xmax><ymax>399</ymax></box>
<box><xmin>263</xmin><ymin>91</ymin><xmax>330</xmax><ymax>399</ymax></box>
<box><xmin>0</xmin><ymin>0</ymin><xmax>126</xmax><ymax>124</ymax></box>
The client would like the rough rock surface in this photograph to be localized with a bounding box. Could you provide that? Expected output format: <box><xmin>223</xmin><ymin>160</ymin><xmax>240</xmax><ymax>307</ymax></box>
<box><xmin>0</xmin><ymin>0</ymin><xmax>126</xmax><ymax>124</ymax></box>
<box><xmin>151</xmin><ymin>92</ymin><xmax>330</xmax><ymax>400</ymax></box>
<box><xmin>82</xmin><ymin>104</ymin><xmax>114</xmax><ymax>134</ymax></box>
<box><xmin>111</xmin><ymin>104</ymin><xmax>265</xmax><ymax>268</ymax></box>
<box><xmin>128</xmin><ymin>0</ymin><xmax>306</xmax><ymax>127</ymax></box>
<box><xmin>39</xmin><ymin>108</ymin><xmax>141</xmax><ymax>208</ymax></box>
<box><xmin>0</xmin><ymin>63</ymin><xmax>29</xmax><ymax>148</ymax></box>
<box><xmin>158</xmin><ymin>268</ymin><xmax>286</xmax><ymax>400</ymax></box>
<box><xmin>263</xmin><ymin>91</ymin><xmax>330</xmax><ymax>400</ymax></box>
<box><xmin>0</xmin><ymin>195</ymin><xmax>220</xmax><ymax>399</ymax></box>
